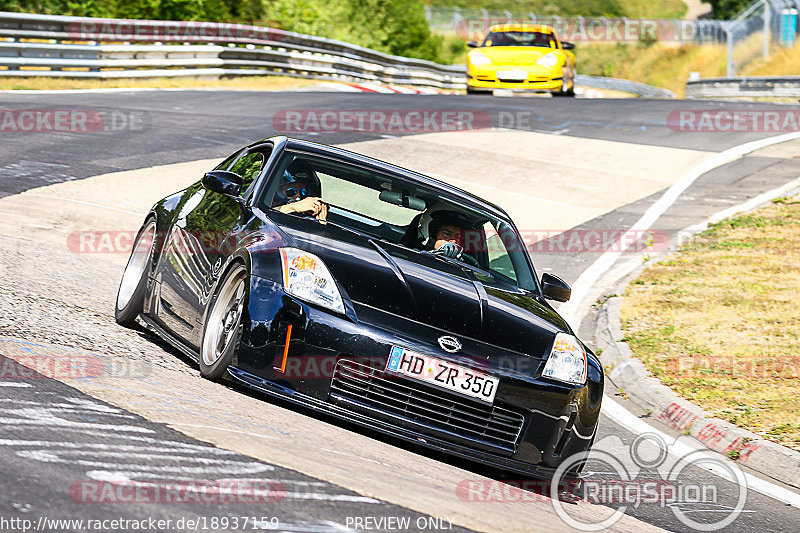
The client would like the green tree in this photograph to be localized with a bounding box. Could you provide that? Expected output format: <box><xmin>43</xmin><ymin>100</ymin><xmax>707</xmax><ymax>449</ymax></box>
<box><xmin>707</xmin><ymin>0</ymin><xmax>751</xmax><ymax>19</ymax></box>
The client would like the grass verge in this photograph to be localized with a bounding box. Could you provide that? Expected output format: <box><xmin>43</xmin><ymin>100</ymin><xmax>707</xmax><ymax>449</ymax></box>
<box><xmin>621</xmin><ymin>196</ymin><xmax>800</xmax><ymax>451</ymax></box>
<box><xmin>576</xmin><ymin>34</ymin><xmax>800</xmax><ymax>98</ymax></box>
<box><xmin>0</xmin><ymin>75</ymin><xmax>317</xmax><ymax>91</ymax></box>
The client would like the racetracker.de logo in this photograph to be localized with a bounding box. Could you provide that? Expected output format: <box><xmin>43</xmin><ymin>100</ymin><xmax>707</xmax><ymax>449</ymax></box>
<box><xmin>70</xmin><ymin>480</ymin><xmax>286</xmax><ymax>504</ymax></box>
<box><xmin>459</xmin><ymin>18</ymin><xmax>710</xmax><ymax>43</ymax></box>
<box><xmin>0</xmin><ymin>109</ymin><xmax>145</xmax><ymax>133</ymax></box>
<box><xmin>273</xmin><ymin>109</ymin><xmax>491</xmax><ymax>134</ymax></box>
<box><xmin>67</xmin><ymin>20</ymin><xmax>285</xmax><ymax>42</ymax></box>
<box><xmin>668</xmin><ymin>110</ymin><xmax>800</xmax><ymax>132</ymax></box>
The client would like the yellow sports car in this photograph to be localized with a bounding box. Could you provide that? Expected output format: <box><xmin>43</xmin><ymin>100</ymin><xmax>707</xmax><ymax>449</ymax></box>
<box><xmin>466</xmin><ymin>24</ymin><xmax>576</xmax><ymax>96</ymax></box>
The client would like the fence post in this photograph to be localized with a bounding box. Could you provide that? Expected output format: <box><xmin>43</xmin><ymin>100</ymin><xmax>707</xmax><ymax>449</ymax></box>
<box><xmin>764</xmin><ymin>1</ymin><xmax>771</xmax><ymax>57</ymax></box>
<box><xmin>726</xmin><ymin>24</ymin><xmax>735</xmax><ymax>76</ymax></box>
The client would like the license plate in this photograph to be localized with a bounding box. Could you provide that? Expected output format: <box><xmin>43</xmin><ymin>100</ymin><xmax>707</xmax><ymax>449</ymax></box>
<box><xmin>385</xmin><ymin>346</ymin><xmax>498</xmax><ymax>403</ymax></box>
<box><xmin>496</xmin><ymin>70</ymin><xmax>527</xmax><ymax>82</ymax></box>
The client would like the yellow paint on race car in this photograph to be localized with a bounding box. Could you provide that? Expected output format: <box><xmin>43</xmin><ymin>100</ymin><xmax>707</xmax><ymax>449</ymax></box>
<box><xmin>466</xmin><ymin>24</ymin><xmax>576</xmax><ymax>95</ymax></box>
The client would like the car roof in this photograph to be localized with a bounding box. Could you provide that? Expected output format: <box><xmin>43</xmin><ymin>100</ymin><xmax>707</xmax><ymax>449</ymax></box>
<box><xmin>487</xmin><ymin>24</ymin><xmax>557</xmax><ymax>34</ymax></box>
<box><xmin>249</xmin><ymin>136</ymin><xmax>511</xmax><ymax>221</ymax></box>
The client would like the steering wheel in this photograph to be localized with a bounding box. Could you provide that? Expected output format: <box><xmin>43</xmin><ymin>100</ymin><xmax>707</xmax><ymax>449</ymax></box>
<box><xmin>460</xmin><ymin>253</ymin><xmax>480</xmax><ymax>267</ymax></box>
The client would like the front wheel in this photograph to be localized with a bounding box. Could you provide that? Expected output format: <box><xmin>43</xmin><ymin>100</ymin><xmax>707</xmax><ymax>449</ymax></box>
<box><xmin>200</xmin><ymin>263</ymin><xmax>247</xmax><ymax>381</ymax></box>
<box><xmin>115</xmin><ymin>219</ymin><xmax>156</xmax><ymax>327</ymax></box>
<box><xmin>553</xmin><ymin>78</ymin><xmax>575</xmax><ymax>97</ymax></box>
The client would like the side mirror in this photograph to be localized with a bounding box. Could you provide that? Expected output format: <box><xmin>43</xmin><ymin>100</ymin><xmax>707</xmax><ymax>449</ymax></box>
<box><xmin>467</xmin><ymin>41</ymin><xmax>479</xmax><ymax>48</ymax></box>
<box><xmin>541</xmin><ymin>273</ymin><xmax>571</xmax><ymax>302</ymax></box>
<box><xmin>561</xmin><ymin>41</ymin><xmax>575</xmax><ymax>50</ymax></box>
<box><xmin>202</xmin><ymin>170</ymin><xmax>244</xmax><ymax>197</ymax></box>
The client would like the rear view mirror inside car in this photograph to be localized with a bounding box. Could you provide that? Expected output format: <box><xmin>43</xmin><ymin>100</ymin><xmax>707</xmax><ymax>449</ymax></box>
<box><xmin>379</xmin><ymin>190</ymin><xmax>426</xmax><ymax>211</ymax></box>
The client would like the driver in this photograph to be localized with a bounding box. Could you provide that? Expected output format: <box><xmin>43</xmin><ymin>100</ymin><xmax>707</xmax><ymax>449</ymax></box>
<box><xmin>419</xmin><ymin>209</ymin><xmax>473</xmax><ymax>260</ymax></box>
<box><xmin>273</xmin><ymin>160</ymin><xmax>327</xmax><ymax>220</ymax></box>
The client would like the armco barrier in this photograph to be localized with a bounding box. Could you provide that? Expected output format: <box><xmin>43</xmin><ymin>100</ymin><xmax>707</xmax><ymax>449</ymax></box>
<box><xmin>0</xmin><ymin>11</ymin><xmax>674</xmax><ymax>97</ymax></box>
<box><xmin>687</xmin><ymin>76</ymin><xmax>800</xmax><ymax>98</ymax></box>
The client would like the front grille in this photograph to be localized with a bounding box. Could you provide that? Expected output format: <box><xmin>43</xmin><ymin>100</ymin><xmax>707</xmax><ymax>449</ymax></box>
<box><xmin>330</xmin><ymin>359</ymin><xmax>525</xmax><ymax>450</ymax></box>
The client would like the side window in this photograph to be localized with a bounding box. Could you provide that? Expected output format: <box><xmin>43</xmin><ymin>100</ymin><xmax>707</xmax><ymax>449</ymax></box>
<box><xmin>229</xmin><ymin>151</ymin><xmax>267</xmax><ymax>193</ymax></box>
<box><xmin>483</xmin><ymin>221</ymin><xmax>518</xmax><ymax>284</ymax></box>
<box><xmin>214</xmin><ymin>149</ymin><xmax>243</xmax><ymax>171</ymax></box>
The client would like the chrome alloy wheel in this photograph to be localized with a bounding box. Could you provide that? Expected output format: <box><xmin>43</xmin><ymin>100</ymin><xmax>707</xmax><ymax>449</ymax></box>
<box><xmin>202</xmin><ymin>265</ymin><xmax>246</xmax><ymax>367</ymax></box>
<box><xmin>116</xmin><ymin>220</ymin><xmax>156</xmax><ymax>311</ymax></box>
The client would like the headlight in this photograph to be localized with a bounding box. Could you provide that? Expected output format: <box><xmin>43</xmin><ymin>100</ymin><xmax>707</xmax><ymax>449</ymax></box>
<box><xmin>279</xmin><ymin>247</ymin><xmax>345</xmax><ymax>314</ymax></box>
<box><xmin>535</xmin><ymin>53</ymin><xmax>559</xmax><ymax>68</ymax></box>
<box><xmin>469</xmin><ymin>52</ymin><xmax>492</xmax><ymax>66</ymax></box>
<box><xmin>542</xmin><ymin>332</ymin><xmax>587</xmax><ymax>385</ymax></box>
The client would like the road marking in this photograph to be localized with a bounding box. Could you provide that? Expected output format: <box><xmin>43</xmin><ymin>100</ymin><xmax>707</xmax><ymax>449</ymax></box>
<box><xmin>562</xmin><ymin>131</ymin><xmax>800</xmax><ymax>508</ymax></box>
<box><xmin>682</xmin><ymin>175</ymin><xmax>800</xmax><ymax>235</ymax></box>
<box><xmin>560</xmin><ymin>130</ymin><xmax>800</xmax><ymax>327</ymax></box>
<box><xmin>602</xmin><ymin>396</ymin><xmax>800</xmax><ymax>509</ymax></box>
<box><xmin>0</xmin><ymin>382</ymin><xmax>32</xmax><ymax>387</ymax></box>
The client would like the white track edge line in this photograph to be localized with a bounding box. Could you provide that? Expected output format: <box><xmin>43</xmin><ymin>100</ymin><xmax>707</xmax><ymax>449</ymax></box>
<box><xmin>560</xmin><ymin>130</ymin><xmax>800</xmax><ymax>326</ymax></box>
<box><xmin>569</xmin><ymin>130</ymin><xmax>800</xmax><ymax>508</ymax></box>
<box><xmin>602</xmin><ymin>396</ymin><xmax>800</xmax><ymax>509</ymax></box>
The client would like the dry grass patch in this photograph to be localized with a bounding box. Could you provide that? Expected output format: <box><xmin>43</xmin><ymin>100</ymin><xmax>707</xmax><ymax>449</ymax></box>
<box><xmin>0</xmin><ymin>75</ymin><xmax>316</xmax><ymax>91</ymax></box>
<box><xmin>621</xmin><ymin>197</ymin><xmax>800</xmax><ymax>450</ymax></box>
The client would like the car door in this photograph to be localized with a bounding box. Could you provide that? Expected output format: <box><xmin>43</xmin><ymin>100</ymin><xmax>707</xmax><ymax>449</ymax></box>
<box><xmin>155</xmin><ymin>145</ymin><xmax>271</xmax><ymax>348</ymax></box>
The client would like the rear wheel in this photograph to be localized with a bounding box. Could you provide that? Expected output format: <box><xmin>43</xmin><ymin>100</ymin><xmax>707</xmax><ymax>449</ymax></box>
<box><xmin>200</xmin><ymin>263</ymin><xmax>247</xmax><ymax>381</ymax></box>
<box><xmin>115</xmin><ymin>219</ymin><xmax>156</xmax><ymax>327</ymax></box>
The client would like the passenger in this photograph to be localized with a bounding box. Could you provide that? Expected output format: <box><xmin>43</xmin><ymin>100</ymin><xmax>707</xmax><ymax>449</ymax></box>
<box><xmin>273</xmin><ymin>160</ymin><xmax>327</xmax><ymax>220</ymax></box>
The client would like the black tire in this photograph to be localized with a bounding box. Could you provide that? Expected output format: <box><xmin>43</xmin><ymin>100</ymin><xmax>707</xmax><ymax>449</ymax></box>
<box><xmin>115</xmin><ymin>219</ymin><xmax>156</xmax><ymax>327</ymax></box>
<box><xmin>199</xmin><ymin>263</ymin><xmax>247</xmax><ymax>381</ymax></box>
<box><xmin>466</xmin><ymin>87</ymin><xmax>491</xmax><ymax>95</ymax></box>
<box><xmin>554</xmin><ymin>79</ymin><xmax>576</xmax><ymax>97</ymax></box>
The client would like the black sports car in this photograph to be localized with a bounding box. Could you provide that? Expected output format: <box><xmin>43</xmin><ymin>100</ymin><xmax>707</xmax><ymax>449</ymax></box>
<box><xmin>115</xmin><ymin>136</ymin><xmax>603</xmax><ymax>480</ymax></box>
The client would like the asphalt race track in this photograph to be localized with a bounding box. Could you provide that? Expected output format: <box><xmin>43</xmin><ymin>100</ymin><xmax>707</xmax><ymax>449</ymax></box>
<box><xmin>1</xmin><ymin>90</ymin><xmax>800</xmax><ymax>532</ymax></box>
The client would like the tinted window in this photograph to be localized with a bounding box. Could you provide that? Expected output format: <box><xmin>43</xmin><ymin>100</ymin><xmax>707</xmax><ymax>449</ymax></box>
<box><xmin>260</xmin><ymin>151</ymin><xmax>537</xmax><ymax>291</ymax></box>
<box><xmin>214</xmin><ymin>148</ymin><xmax>243</xmax><ymax>171</ymax></box>
<box><xmin>229</xmin><ymin>150</ymin><xmax>267</xmax><ymax>193</ymax></box>
<box><xmin>483</xmin><ymin>31</ymin><xmax>556</xmax><ymax>48</ymax></box>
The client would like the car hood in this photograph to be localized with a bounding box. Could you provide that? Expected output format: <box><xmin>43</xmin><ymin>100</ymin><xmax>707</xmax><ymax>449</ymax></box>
<box><xmin>274</xmin><ymin>216</ymin><xmax>568</xmax><ymax>358</ymax></box>
<box><xmin>473</xmin><ymin>46</ymin><xmax>559</xmax><ymax>66</ymax></box>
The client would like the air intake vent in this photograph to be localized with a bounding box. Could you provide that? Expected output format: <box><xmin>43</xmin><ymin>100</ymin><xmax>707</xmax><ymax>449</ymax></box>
<box><xmin>330</xmin><ymin>359</ymin><xmax>525</xmax><ymax>450</ymax></box>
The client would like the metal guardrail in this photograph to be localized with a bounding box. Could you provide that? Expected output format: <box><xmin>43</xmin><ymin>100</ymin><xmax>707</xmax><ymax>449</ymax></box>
<box><xmin>0</xmin><ymin>11</ymin><xmax>674</xmax><ymax>97</ymax></box>
<box><xmin>0</xmin><ymin>11</ymin><xmax>466</xmax><ymax>88</ymax></box>
<box><xmin>576</xmin><ymin>75</ymin><xmax>676</xmax><ymax>98</ymax></box>
<box><xmin>686</xmin><ymin>76</ymin><xmax>800</xmax><ymax>97</ymax></box>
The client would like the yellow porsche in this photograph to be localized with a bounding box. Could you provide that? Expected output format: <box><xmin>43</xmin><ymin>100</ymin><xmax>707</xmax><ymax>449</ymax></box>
<box><xmin>466</xmin><ymin>24</ymin><xmax>576</xmax><ymax>96</ymax></box>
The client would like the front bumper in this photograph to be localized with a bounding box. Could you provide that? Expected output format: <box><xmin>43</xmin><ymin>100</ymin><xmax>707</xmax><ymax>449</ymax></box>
<box><xmin>467</xmin><ymin>65</ymin><xmax>565</xmax><ymax>92</ymax></box>
<box><xmin>233</xmin><ymin>277</ymin><xmax>603</xmax><ymax>477</ymax></box>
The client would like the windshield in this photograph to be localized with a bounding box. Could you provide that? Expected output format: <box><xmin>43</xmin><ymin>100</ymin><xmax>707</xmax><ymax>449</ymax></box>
<box><xmin>260</xmin><ymin>151</ymin><xmax>537</xmax><ymax>291</ymax></box>
<box><xmin>482</xmin><ymin>31</ymin><xmax>557</xmax><ymax>48</ymax></box>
